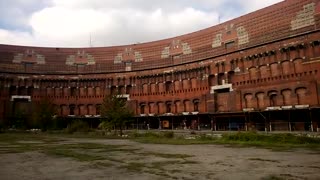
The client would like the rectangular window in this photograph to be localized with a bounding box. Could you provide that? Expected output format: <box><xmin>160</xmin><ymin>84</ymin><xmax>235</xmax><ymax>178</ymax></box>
<box><xmin>225</xmin><ymin>41</ymin><xmax>235</xmax><ymax>49</ymax></box>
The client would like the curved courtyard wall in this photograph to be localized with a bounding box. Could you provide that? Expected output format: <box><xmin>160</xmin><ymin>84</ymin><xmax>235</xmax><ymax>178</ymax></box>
<box><xmin>1</xmin><ymin>0</ymin><xmax>320</xmax><ymax>131</ymax></box>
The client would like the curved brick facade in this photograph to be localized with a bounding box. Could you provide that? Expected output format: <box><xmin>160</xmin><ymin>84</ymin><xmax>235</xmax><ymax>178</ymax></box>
<box><xmin>1</xmin><ymin>0</ymin><xmax>320</xmax><ymax>131</ymax></box>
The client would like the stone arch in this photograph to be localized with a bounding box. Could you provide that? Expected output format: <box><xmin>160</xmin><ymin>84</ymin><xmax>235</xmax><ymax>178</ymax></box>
<box><xmin>165</xmin><ymin>81</ymin><xmax>173</xmax><ymax>92</ymax></box>
<box><xmin>295</xmin><ymin>87</ymin><xmax>307</xmax><ymax>105</ymax></box>
<box><xmin>174</xmin><ymin>100</ymin><xmax>182</xmax><ymax>113</ymax></box>
<box><xmin>190</xmin><ymin>78</ymin><xmax>198</xmax><ymax>89</ymax></box>
<box><xmin>110</xmin><ymin>86</ymin><xmax>117</xmax><ymax>95</ymax></box>
<box><xmin>281</xmin><ymin>60</ymin><xmax>291</xmax><ymax>75</ymax></box>
<box><xmin>87</xmin><ymin>104</ymin><xmax>95</xmax><ymax>115</ymax></box>
<box><xmin>148</xmin><ymin>102</ymin><xmax>155</xmax><ymax>114</ymax></box>
<box><xmin>208</xmin><ymin>74</ymin><xmax>216</xmax><ymax>86</ymax></box>
<box><xmin>54</xmin><ymin>87</ymin><xmax>62</xmax><ymax>96</ymax></box>
<box><xmin>255</xmin><ymin>92</ymin><xmax>265</xmax><ymax>109</ymax></box>
<box><xmin>142</xmin><ymin>83</ymin><xmax>148</xmax><ymax>94</ymax></box>
<box><xmin>157</xmin><ymin>101</ymin><xmax>164</xmax><ymax>114</ymax></box>
<box><xmin>158</xmin><ymin>82</ymin><xmax>165</xmax><ymax>92</ymax></box>
<box><xmin>227</xmin><ymin>71</ymin><xmax>235</xmax><ymax>83</ymax></box>
<box><xmin>268</xmin><ymin>90</ymin><xmax>278</xmax><ymax>106</ymax></box>
<box><xmin>118</xmin><ymin>85</ymin><xmax>126</xmax><ymax>94</ymax></box>
<box><xmin>95</xmin><ymin>104</ymin><xmax>101</xmax><ymax>115</ymax></box>
<box><xmin>217</xmin><ymin>72</ymin><xmax>226</xmax><ymax>85</ymax></box>
<box><xmin>293</xmin><ymin>58</ymin><xmax>303</xmax><ymax>74</ymax></box>
<box><xmin>126</xmin><ymin>85</ymin><xmax>132</xmax><ymax>94</ymax></box>
<box><xmin>165</xmin><ymin>101</ymin><xmax>172</xmax><ymax>113</ymax></box>
<box><xmin>173</xmin><ymin>80</ymin><xmax>181</xmax><ymax>91</ymax></box>
<box><xmin>63</xmin><ymin>87</ymin><xmax>70</xmax><ymax>96</ymax></box>
<box><xmin>139</xmin><ymin>102</ymin><xmax>146</xmax><ymax>114</ymax></box>
<box><xmin>270</xmin><ymin>62</ymin><xmax>280</xmax><ymax>77</ymax></box>
<box><xmin>182</xmin><ymin>79</ymin><xmax>190</xmax><ymax>90</ymax></box>
<box><xmin>78</xmin><ymin>104</ymin><xmax>87</xmax><ymax>115</ymax></box>
<box><xmin>70</xmin><ymin>87</ymin><xmax>77</xmax><ymax>96</ymax></box>
<box><xmin>281</xmin><ymin>88</ymin><xmax>292</xmax><ymax>106</ymax></box>
<box><xmin>87</xmin><ymin>86</ymin><xmax>95</xmax><ymax>96</ymax></box>
<box><xmin>244</xmin><ymin>93</ymin><xmax>253</xmax><ymax>108</ymax></box>
<box><xmin>193</xmin><ymin>99</ymin><xmax>200</xmax><ymax>112</ymax></box>
<box><xmin>69</xmin><ymin>104</ymin><xmax>76</xmax><ymax>115</ymax></box>
<box><xmin>60</xmin><ymin>104</ymin><xmax>69</xmax><ymax>116</ymax></box>
<box><xmin>259</xmin><ymin>65</ymin><xmax>270</xmax><ymax>79</ymax></box>
<box><xmin>183</xmin><ymin>99</ymin><xmax>191</xmax><ymax>112</ymax></box>
<box><xmin>46</xmin><ymin>86</ymin><xmax>54</xmax><ymax>96</ymax></box>
<box><xmin>79</xmin><ymin>87</ymin><xmax>87</xmax><ymax>96</ymax></box>
<box><xmin>95</xmin><ymin>86</ymin><xmax>101</xmax><ymax>96</ymax></box>
<box><xmin>248</xmin><ymin>66</ymin><xmax>257</xmax><ymax>80</ymax></box>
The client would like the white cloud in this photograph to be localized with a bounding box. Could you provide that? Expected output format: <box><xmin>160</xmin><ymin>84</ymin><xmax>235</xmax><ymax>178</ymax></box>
<box><xmin>0</xmin><ymin>0</ymin><xmax>283</xmax><ymax>47</ymax></box>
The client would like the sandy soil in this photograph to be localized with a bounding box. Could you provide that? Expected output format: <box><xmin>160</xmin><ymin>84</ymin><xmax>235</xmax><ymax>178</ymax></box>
<box><xmin>0</xmin><ymin>138</ymin><xmax>319</xmax><ymax>180</ymax></box>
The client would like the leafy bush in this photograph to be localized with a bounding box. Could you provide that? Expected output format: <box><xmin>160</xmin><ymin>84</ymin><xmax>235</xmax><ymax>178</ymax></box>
<box><xmin>66</xmin><ymin>120</ymin><xmax>90</xmax><ymax>134</ymax></box>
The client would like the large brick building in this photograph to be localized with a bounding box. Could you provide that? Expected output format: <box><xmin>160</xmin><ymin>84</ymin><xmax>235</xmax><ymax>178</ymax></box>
<box><xmin>1</xmin><ymin>0</ymin><xmax>320</xmax><ymax>131</ymax></box>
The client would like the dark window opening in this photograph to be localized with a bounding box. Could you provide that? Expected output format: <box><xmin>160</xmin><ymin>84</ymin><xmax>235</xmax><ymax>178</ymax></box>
<box><xmin>71</xmin><ymin>87</ymin><xmax>77</xmax><ymax>96</ymax></box>
<box><xmin>140</xmin><ymin>105</ymin><xmax>145</xmax><ymax>114</ymax></box>
<box><xmin>70</xmin><ymin>105</ymin><xmax>75</xmax><ymax>115</ymax></box>
<box><xmin>194</xmin><ymin>102</ymin><xmax>199</xmax><ymax>112</ymax></box>
<box><xmin>96</xmin><ymin>105</ymin><xmax>101</xmax><ymax>115</ymax></box>
<box><xmin>215</xmin><ymin>88</ymin><xmax>230</xmax><ymax>93</ymax></box>
<box><xmin>225</xmin><ymin>41</ymin><xmax>235</xmax><ymax>49</ymax></box>
<box><xmin>166</xmin><ymin>104</ymin><xmax>171</xmax><ymax>113</ymax></box>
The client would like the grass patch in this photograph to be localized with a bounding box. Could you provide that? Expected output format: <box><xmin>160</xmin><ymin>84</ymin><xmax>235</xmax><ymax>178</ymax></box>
<box><xmin>133</xmin><ymin>132</ymin><xmax>320</xmax><ymax>151</ymax></box>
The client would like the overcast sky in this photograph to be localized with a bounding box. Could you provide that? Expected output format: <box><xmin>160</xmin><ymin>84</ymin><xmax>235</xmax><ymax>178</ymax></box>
<box><xmin>0</xmin><ymin>0</ymin><xmax>283</xmax><ymax>47</ymax></box>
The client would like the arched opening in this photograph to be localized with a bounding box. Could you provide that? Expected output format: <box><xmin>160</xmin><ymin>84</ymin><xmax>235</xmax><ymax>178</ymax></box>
<box><xmin>119</xmin><ymin>85</ymin><xmax>126</xmax><ymax>94</ymax></box>
<box><xmin>193</xmin><ymin>99</ymin><xmax>199</xmax><ymax>112</ymax></box>
<box><xmin>295</xmin><ymin>87</ymin><xmax>307</xmax><ymax>105</ymax></box>
<box><xmin>110</xmin><ymin>86</ymin><xmax>117</xmax><ymax>95</ymax></box>
<box><xmin>69</xmin><ymin>104</ymin><xmax>75</xmax><ymax>115</ymax></box>
<box><xmin>268</xmin><ymin>91</ymin><xmax>278</xmax><ymax>106</ymax></box>
<box><xmin>256</xmin><ymin>92</ymin><xmax>265</xmax><ymax>109</ymax></box>
<box><xmin>281</xmin><ymin>89</ymin><xmax>292</xmax><ymax>106</ymax></box>
<box><xmin>217</xmin><ymin>73</ymin><xmax>225</xmax><ymax>85</ymax></box>
<box><xmin>70</xmin><ymin>87</ymin><xmax>77</xmax><ymax>96</ymax></box>
<box><xmin>244</xmin><ymin>93</ymin><xmax>253</xmax><ymax>108</ymax></box>
<box><xmin>208</xmin><ymin>75</ymin><xmax>216</xmax><ymax>86</ymax></box>
<box><xmin>227</xmin><ymin>71</ymin><xmax>235</xmax><ymax>83</ymax></box>
<box><xmin>166</xmin><ymin>102</ymin><xmax>172</xmax><ymax>113</ymax></box>
<box><xmin>165</xmin><ymin>81</ymin><xmax>173</xmax><ymax>92</ymax></box>
<box><xmin>95</xmin><ymin>104</ymin><xmax>101</xmax><ymax>115</ymax></box>
<box><xmin>140</xmin><ymin>104</ymin><xmax>146</xmax><ymax>114</ymax></box>
<box><xmin>126</xmin><ymin>85</ymin><xmax>132</xmax><ymax>94</ymax></box>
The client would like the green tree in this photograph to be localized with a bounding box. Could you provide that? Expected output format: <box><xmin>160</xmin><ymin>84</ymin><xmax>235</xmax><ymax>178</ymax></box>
<box><xmin>32</xmin><ymin>97</ymin><xmax>57</xmax><ymax>131</ymax></box>
<box><xmin>100</xmin><ymin>94</ymin><xmax>133</xmax><ymax>136</ymax></box>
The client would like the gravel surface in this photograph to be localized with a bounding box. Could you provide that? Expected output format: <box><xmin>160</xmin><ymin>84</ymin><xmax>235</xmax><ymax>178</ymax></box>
<box><xmin>0</xmin><ymin>138</ymin><xmax>319</xmax><ymax>180</ymax></box>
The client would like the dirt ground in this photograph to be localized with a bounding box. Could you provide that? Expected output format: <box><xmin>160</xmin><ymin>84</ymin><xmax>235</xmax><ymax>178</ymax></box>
<box><xmin>0</xmin><ymin>137</ymin><xmax>320</xmax><ymax>180</ymax></box>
